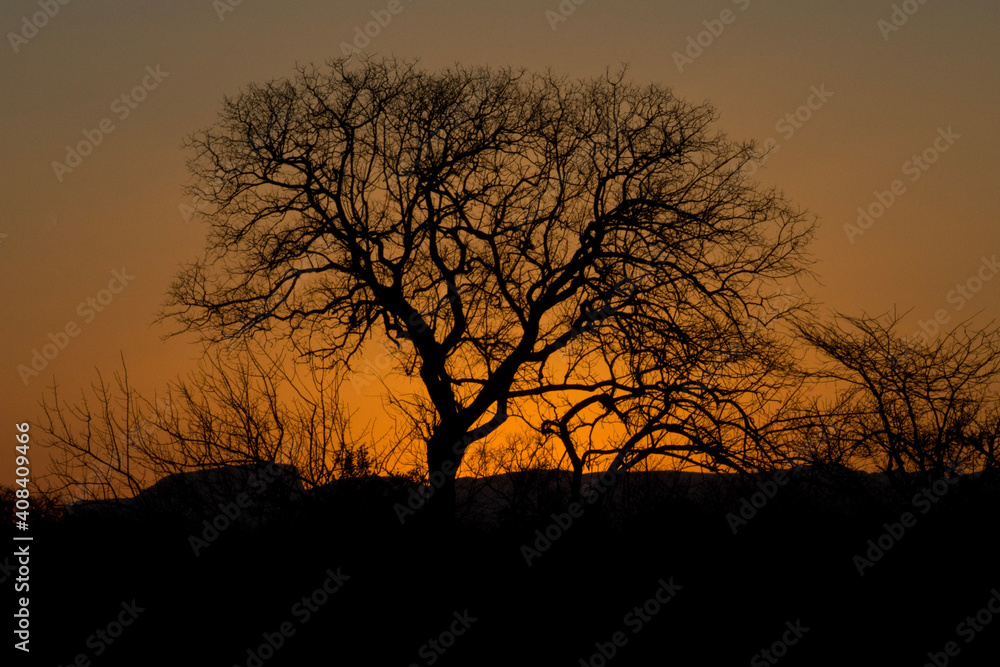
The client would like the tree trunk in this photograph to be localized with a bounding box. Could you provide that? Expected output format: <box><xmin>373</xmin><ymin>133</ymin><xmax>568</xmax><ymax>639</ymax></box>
<box><xmin>424</xmin><ymin>408</ymin><xmax>508</xmax><ymax>525</ymax></box>
<box><xmin>426</xmin><ymin>430</ymin><xmax>461</xmax><ymax>526</ymax></box>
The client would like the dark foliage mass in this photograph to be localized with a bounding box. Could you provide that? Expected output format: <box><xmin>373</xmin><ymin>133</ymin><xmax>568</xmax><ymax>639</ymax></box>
<box><xmin>9</xmin><ymin>465</ymin><xmax>1000</xmax><ymax>666</ymax></box>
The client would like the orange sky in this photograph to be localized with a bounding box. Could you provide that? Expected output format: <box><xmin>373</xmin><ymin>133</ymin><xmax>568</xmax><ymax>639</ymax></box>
<box><xmin>2</xmin><ymin>0</ymin><xmax>999</xmax><ymax>486</ymax></box>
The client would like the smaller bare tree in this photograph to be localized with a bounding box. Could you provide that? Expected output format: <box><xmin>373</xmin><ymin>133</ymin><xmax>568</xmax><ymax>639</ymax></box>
<box><xmin>798</xmin><ymin>311</ymin><xmax>1000</xmax><ymax>492</ymax></box>
<box><xmin>39</xmin><ymin>343</ymin><xmax>380</xmax><ymax>508</ymax></box>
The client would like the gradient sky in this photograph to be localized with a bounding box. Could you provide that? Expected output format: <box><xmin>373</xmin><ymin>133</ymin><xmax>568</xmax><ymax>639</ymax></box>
<box><xmin>2</xmin><ymin>0</ymin><xmax>999</xmax><ymax>483</ymax></box>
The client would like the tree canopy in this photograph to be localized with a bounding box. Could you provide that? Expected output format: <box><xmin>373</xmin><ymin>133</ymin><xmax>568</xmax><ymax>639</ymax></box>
<box><xmin>166</xmin><ymin>56</ymin><xmax>815</xmax><ymax>518</ymax></box>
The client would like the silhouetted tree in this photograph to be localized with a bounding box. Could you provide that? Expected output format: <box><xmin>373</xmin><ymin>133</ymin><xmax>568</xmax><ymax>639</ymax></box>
<box><xmin>798</xmin><ymin>311</ymin><xmax>1000</xmax><ymax>492</ymax></box>
<box><xmin>166</xmin><ymin>56</ymin><xmax>815</xmax><ymax>520</ymax></box>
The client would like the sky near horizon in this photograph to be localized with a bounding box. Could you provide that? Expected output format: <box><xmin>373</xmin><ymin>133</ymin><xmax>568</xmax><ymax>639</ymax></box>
<box><xmin>2</xmin><ymin>0</ymin><xmax>999</xmax><ymax>484</ymax></box>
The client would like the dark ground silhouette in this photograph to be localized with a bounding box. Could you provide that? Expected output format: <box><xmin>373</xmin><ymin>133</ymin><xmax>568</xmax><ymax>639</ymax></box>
<box><xmin>7</xmin><ymin>465</ymin><xmax>1000</xmax><ymax>666</ymax></box>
